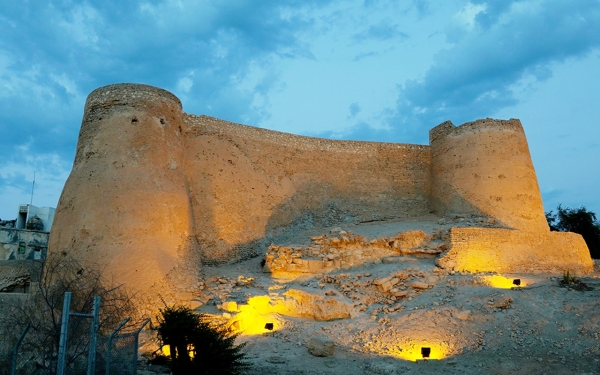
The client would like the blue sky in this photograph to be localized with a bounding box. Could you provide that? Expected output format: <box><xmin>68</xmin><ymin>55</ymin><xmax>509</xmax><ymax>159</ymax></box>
<box><xmin>1</xmin><ymin>0</ymin><xmax>599</xmax><ymax>220</ymax></box>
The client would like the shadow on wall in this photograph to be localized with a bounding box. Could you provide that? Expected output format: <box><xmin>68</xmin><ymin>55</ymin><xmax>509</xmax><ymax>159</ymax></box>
<box><xmin>429</xmin><ymin>191</ymin><xmax>510</xmax><ymax>228</ymax></box>
<box><xmin>194</xmin><ymin>180</ymin><xmax>431</xmax><ymax>265</ymax></box>
<box><xmin>200</xmin><ymin>181</ymin><xmax>517</xmax><ymax>268</ymax></box>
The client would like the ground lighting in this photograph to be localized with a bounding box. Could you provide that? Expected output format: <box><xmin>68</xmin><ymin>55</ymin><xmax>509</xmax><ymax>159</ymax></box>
<box><xmin>421</xmin><ymin>347</ymin><xmax>431</xmax><ymax>359</ymax></box>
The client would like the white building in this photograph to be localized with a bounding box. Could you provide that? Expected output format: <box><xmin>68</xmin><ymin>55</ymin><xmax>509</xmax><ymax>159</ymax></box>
<box><xmin>0</xmin><ymin>204</ymin><xmax>55</xmax><ymax>260</ymax></box>
<box><xmin>15</xmin><ymin>204</ymin><xmax>55</xmax><ymax>232</ymax></box>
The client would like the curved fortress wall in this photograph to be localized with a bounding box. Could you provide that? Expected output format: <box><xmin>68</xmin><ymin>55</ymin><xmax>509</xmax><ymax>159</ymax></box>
<box><xmin>429</xmin><ymin>119</ymin><xmax>548</xmax><ymax>232</ymax></box>
<box><xmin>49</xmin><ymin>85</ymin><xmax>199</xmax><ymax>296</ymax></box>
<box><xmin>48</xmin><ymin>84</ymin><xmax>593</xmax><ymax>299</ymax></box>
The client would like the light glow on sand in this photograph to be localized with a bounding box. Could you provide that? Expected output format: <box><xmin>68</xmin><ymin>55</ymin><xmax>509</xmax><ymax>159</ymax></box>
<box><xmin>482</xmin><ymin>275</ymin><xmax>525</xmax><ymax>289</ymax></box>
<box><xmin>228</xmin><ymin>296</ymin><xmax>284</xmax><ymax>335</ymax></box>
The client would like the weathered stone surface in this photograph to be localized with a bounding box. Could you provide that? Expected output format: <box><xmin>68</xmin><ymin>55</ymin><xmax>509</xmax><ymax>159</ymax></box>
<box><xmin>375</xmin><ymin>277</ymin><xmax>400</xmax><ymax>293</ymax></box>
<box><xmin>391</xmin><ymin>230</ymin><xmax>428</xmax><ymax>251</ymax></box>
<box><xmin>393</xmin><ymin>291</ymin><xmax>408</xmax><ymax>299</ymax></box>
<box><xmin>454</xmin><ymin>310</ymin><xmax>471</xmax><ymax>321</ymax></box>
<box><xmin>0</xmin><ymin>260</ymin><xmax>41</xmax><ymax>293</ymax></box>
<box><xmin>264</xmin><ymin>230</ymin><xmax>442</xmax><ymax>275</ymax></box>
<box><xmin>430</xmin><ymin>119</ymin><xmax>548</xmax><ymax>232</ymax></box>
<box><xmin>282</xmin><ymin>289</ymin><xmax>352</xmax><ymax>321</ymax></box>
<box><xmin>307</xmin><ymin>336</ymin><xmax>335</xmax><ymax>357</ymax></box>
<box><xmin>382</xmin><ymin>256</ymin><xmax>417</xmax><ymax>264</ymax></box>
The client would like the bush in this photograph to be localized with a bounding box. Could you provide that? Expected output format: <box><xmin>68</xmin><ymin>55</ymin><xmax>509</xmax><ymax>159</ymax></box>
<box><xmin>546</xmin><ymin>205</ymin><xmax>600</xmax><ymax>259</ymax></box>
<box><xmin>559</xmin><ymin>270</ymin><xmax>593</xmax><ymax>291</ymax></box>
<box><xmin>155</xmin><ymin>305</ymin><xmax>250</xmax><ymax>375</ymax></box>
<box><xmin>6</xmin><ymin>253</ymin><xmax>136</xmax><ymax>373</ymax></box>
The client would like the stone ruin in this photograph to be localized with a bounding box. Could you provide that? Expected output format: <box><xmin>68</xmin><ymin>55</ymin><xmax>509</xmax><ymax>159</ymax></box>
<box><xmin>47</xmin><ymin>83</ymin><xmax>593</xmax><ymax>302</ymax></box>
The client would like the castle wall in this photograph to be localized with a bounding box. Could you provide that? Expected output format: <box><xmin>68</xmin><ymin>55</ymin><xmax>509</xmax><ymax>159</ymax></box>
<box><xmin>429</xmin><ymin>119</ymin><xmax>548</xmax><ymax>232</ymax></box>
<box><xmin>47</xmin><ymin>84</ymin><xmax>593</xmax><ymax>300</ymax></box>
<box><xmin>183</xmin><ymin>115</ymin><xmax>431</xmax><ymax>263</ymax></box>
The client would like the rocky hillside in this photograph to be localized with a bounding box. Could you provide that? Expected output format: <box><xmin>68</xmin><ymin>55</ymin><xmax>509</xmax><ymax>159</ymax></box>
<box><xmin>140</xmin><ymin>215</ymin><xmax>600</xmax><ymax>375</ymax></box>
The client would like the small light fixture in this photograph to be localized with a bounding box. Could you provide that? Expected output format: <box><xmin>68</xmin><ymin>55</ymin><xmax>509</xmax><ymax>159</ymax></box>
<box><xmin>264</xmin><ymin>323</ymin><xmax>274</xmax><ymax>331</ymax></box>
<box><xmin>421</xmin><ymin>347</ymin><xmax>431</xmax><ymax>359</ymax></box>
<box><xmin>512</xmin><ymin>279</ymin><xmax>521</xmax><ymax>286</ymax></box>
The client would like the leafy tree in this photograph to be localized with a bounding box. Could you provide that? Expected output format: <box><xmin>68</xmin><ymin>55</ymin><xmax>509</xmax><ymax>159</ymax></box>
<box><xmin>546</xmin><ymin>205</ymin><xmax>600</xmax><ymax>259</ymax></box>
<box><xmin>155</xmin><ymin>305</ymin><xmax>250</xmax><ymax>375</ymax></box>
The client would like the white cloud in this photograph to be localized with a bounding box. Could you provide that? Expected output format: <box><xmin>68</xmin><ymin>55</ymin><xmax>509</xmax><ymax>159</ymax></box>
<box><xmin>51</xmin><ymin>74</ymin><xmax>80</xmax><ymax>96</ymax></box>
<box><xmin>58</xmin><ymin>4</ymin><xmax>101</xmax><ymax>48</ymax></box>
<box><xmin>454</xmin><ymin>2</ymin><xmax>487</xmax><ymax>29</ymax></box>
<box><xmin>388</xmin><ymin>0</ymin><xmax>600</xmax><ymax>134</ymax></box>
<box><xmin>177</xmin><ymin>75</ymin><xmax>194</xmax><ymax>93</ymax></box>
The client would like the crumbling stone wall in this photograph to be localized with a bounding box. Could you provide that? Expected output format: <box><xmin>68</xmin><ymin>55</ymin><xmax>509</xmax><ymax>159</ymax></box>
<box><xmin>264</xmin><ymin>230</ymin><xmax>443</xmax><ymax>275</ymax></box>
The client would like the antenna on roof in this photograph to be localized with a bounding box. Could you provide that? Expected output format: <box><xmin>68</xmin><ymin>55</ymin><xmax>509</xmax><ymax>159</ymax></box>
<box><xmin>30</xmin><ymin>171</ymin><xmax>35</xmax><ymax>205</ymax></box>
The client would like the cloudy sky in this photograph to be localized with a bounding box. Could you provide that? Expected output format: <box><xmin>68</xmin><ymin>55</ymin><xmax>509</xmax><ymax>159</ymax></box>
<box><xmin>1</xmin><ymin>0</ymin><xmax>599</xmax><ymax>221</ymax></box>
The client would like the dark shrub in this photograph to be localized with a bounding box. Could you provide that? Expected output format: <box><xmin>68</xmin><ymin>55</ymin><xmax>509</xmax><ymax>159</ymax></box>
<box><xmin>155</xmin><ymin>305</ymin><xmax>249</xmax><ymax>375</ymax></box>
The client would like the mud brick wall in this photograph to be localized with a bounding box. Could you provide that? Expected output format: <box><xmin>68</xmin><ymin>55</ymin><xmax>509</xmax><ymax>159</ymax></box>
<box><xmin>437</xmin><ymin>227</ymin><xmax>593</xmax><ymax>274</ymax></box>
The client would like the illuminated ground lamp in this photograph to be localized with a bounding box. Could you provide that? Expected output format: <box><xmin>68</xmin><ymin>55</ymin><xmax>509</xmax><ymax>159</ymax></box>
<box><xmin>482</xmin><ymin>275</ymin><xmax>526</xmax><ymax>289</ymax></box>
<box><xmin>395</xmin><ymin>341</ymin><xmax>450</xmax><ymax>362</ymax></box>
<box><xmin>264</xmin><ymin>322</ymin><xmax>275</xmax><ymax>336</ymax></box>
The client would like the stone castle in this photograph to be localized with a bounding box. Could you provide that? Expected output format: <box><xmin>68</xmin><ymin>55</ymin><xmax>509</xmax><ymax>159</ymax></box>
<box><xmin>48</xmin><ymin>84</ymin><xmax>593</xmax><ymax>298</ymax></box>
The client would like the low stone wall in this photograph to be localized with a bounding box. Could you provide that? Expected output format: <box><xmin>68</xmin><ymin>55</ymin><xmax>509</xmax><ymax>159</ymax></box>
<box><xmin>437</xmin><ymin>228</ymin><xmax>594</xmax><ymax>274</ymax></box>
<box><xmin>0</xmin><ymin>293</ymin><xmax>29</xmax><ymax>363</ymax></box>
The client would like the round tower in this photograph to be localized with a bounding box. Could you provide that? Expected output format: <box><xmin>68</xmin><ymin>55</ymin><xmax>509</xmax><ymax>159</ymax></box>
<box><xmin>49</xmin><ymin>84</ymin><xmax>199</xmax><ymax>298</ymax></box>
<box><xmin>429</xmin><ymin>118</ymin><xmax>548</xmax><ymax>232</ymax></box>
